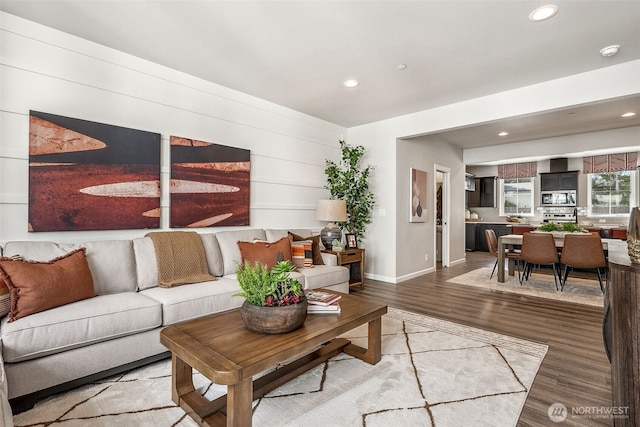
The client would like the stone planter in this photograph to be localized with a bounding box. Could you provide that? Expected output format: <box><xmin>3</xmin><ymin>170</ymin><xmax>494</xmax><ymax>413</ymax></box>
<box><xmin>240</xmin><ymin>300</ymin><xmax>308</xmax><ymax>334</ymax></box>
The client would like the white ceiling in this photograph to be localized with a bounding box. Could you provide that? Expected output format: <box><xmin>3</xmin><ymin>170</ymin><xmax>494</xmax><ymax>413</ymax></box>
<box><xmin>1</xmin><ymin>0</ymin><xmax>640</xmax><ymax>151</ymax></box>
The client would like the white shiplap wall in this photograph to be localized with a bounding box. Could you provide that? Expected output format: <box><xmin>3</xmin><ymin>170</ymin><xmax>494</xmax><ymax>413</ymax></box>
<box><xmin>0</xmin><ymin>12</ymin><xmax>345</xmax><ymax>244</ymax></box>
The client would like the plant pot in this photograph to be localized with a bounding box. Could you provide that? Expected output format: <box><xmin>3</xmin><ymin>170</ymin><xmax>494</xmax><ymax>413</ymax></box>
<box><xmin>240</xmin><ymin>300</ymin><xmax>308</xmax><ymax>334</ymax></box>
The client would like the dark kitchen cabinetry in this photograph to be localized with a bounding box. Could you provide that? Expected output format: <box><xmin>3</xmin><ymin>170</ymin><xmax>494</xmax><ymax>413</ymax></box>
<box><xmin>467</xmin><ymin>177</ymin><xmax>496</xmax><ymax>208</ymax></box>
<box><xmin>465</xmin><ymin>223</ymin><xmax>510</xmax><ymax>251</ymax></box>
<box><xmin>540</xmin><ymin>171</ymin><xmax>579</xmax><ymax>191</ymax></box>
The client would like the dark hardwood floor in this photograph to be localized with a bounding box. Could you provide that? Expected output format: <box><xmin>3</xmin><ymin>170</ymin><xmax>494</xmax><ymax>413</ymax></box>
<box><xmin>351</xmin><ymin>251</ymin><xmax>612</xmax><ymax>427</ymax></box>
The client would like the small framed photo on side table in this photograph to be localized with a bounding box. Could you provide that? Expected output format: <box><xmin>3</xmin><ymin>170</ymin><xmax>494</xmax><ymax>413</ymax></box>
<box><xmin>346</xmin><ymin>233</ymin><xmax>357</xmax><ymax>249</ymax></box>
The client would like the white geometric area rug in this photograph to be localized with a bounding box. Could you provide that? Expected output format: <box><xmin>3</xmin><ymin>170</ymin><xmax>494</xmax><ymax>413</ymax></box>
<box><xmin>447</xmin><ymin>267</ymin><xmax>604</xmax><ymax>307</ymax></box>
<box><xmin>14</xmin><ymin>308</ymin><xmax>547</xmax><ymax>427</ymax></box>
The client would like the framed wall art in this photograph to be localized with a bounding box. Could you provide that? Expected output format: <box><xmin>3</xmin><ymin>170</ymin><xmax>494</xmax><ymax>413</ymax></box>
<box><xmin>28</xmin><ymin>111</ymin><xmax>161</xmax><ymax>232</ymax></box>
<box><xmin>170</xmin><ymin>136</ymin><xmax>250</xmax><ymax>228</ymax></box>
<box><xmin>410</xmin><ymin>168</ymin><xmax>427</xmax><ymax>223</ymax></box>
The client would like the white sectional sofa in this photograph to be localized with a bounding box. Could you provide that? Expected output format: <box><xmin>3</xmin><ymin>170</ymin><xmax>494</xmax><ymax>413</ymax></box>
<box><xmin>0</xmin><ymin>228</ymin><xmax>349</xmax><ymax>417</ymax></box>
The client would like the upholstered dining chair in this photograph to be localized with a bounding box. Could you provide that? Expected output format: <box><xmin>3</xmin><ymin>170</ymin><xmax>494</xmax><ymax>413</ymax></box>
<box><xmin>560</xmin><ymin>233</ymin><xmax>607</xmax><ymax>293</ymax></box>
<box><xmin>519</xmin><ymin>232</ymin><xmax>562</xmax><ymax>290</ymax></box>
<box><xmin>485</xmin><ymin>229</ymin><xmax>520</xmax><ymax>280</ymax></box>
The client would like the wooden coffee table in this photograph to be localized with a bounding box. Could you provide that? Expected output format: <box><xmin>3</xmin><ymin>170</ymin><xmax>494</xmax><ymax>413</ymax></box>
<box><xmin>160</xmin><ymin>292</ymin><xmax>387</xmax><ymax>427</ymax></box>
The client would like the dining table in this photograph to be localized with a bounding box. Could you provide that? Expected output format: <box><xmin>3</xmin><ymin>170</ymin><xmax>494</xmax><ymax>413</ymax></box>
<box><xmin>496</xmin><ymin>233</ymin><xmax>625</xmax><ymax>283</ymax></box>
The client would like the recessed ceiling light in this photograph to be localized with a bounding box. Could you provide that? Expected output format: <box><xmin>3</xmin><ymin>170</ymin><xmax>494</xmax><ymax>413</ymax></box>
<box><xmin>600</xmin><ymin>45</ymin><xmax>620</xmax><ymax>57</ymax></box>
<box><xmin>529</xmin><ymin>5</ymin><xmax>558</xmax><ymax>22</ymax></box>
<box><xmin>621</xmin><ymin>112</ymin><xmax>636</xmax><ymax>118</ymax></box>
<box><xmin>342</xmin><ymin>79</ymin><xmax>359</xmax><ymax>88</ymax></box>
<box><xmin>498</xmin><ymin>131</ymin><xmax>509</xmax><ymax>137</ymax></box>
<box><xmin>397</xmin><ymin>64</ymin><xmax>407</xmax><ymax>70</ymax></box>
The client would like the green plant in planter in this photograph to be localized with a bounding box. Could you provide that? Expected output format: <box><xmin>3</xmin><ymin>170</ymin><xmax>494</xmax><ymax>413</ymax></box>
<box><xmin>324</xmin><ymin>139</ymin><xmax>375</xmax><ymax>242</ymax></box>
<box><xmin>537</xmin><ymin>222</ymin><xmax>587</xmax><ymax>233</ymax></box>
<box><xmin>235</xmin><ymin>260</ymin><xmax>304</xmax><ymax>307</ymax></box>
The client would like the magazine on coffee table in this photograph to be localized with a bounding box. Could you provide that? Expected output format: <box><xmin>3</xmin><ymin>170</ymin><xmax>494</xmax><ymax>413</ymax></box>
<box><xmin>308</xmin><ymin>301</ymin><xmax>341</xmax><ymax>313</ymax></box>
<box><xmin>305</xmin><ymin>290</ymin><xmax>342</xmax><ymax>306</ymax></box>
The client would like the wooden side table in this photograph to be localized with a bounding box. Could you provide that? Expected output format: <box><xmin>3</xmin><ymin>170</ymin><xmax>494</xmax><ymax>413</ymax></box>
<box><xmin>323</xmin><ymin>248</ymin><xmax>365</xmax><ymax>289</ymax></box>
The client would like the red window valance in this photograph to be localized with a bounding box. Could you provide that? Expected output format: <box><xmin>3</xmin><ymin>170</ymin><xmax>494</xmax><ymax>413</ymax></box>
<box><xmin>498</xmin><ymin>162</ymin><xmax>537</xmax><ymax>179</ymax></box>
<box><xmin>583</xmin><ymin>152</ymin><xmax>638</xmax><ymax>173</ymax></box>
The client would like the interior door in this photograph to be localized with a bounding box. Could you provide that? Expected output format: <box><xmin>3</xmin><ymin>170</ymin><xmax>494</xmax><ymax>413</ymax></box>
<box><xmin>435</xmin><ymin>165</ymin><xmax>450</xmax><ymax>267</ymax></box>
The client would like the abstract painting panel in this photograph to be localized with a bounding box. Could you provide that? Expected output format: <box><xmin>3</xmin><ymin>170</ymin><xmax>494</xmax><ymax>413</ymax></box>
<box><xmin>410</xmin><ymin>168</ymin><xmax>427</xmax><ymax>223</ymax></box>
<box><xmin>28</xmin><ymin>111</ymin><xmax>161</xmax><ymax>232</ymax></box>
<box><xmin>170</xmin><ymin>136</ymin><xmax>250</xmax><ymax>228</ymax></box>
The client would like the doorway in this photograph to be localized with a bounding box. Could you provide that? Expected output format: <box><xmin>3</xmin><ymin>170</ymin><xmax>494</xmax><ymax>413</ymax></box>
<box><xmin>435</xmin><ymin>165</ymin><xmax>450</xmax><ymax>268</ymax></box>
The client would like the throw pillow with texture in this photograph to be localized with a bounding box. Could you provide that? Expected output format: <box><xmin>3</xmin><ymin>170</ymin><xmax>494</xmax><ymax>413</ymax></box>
<box><xmin>0</xmin><ymin>254</ymin><xmax>22</xmax><ymax>317</ymax></box>
<box><xmin>291</xmin><ymin>240</ymin><xmax>313</xmax><ymax>268</ymax></box>
<box><xmin>289</xmin><ymin>233</ymin><xmax>324</xmax><ymax>265</ymax></box>
<box><xmin>237</xmin><ymin>236</ymin><xmax>292</xmax><ymax>269</ymax></box>
<box><xmin>0</xmin><ymin>248</ymin><xmax>96</xmax><ymax>322</ymax></box>
<box><xmin>0</xmin><ymin>277</ymin><xmax>9</xmax><ymax>318</ymax></box>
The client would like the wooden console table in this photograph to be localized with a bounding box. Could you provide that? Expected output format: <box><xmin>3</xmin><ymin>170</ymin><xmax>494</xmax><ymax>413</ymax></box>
<box><xmin>323</xmin><ymin>248</ymin><xmax>365</xmax><ymax>289</ymax></box>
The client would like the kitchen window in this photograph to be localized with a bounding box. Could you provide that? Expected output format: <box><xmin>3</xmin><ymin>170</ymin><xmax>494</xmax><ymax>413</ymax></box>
<box><xmin>587</xmin><ymin>171</ymin><xmax>636</xmax><ymax>216</ymax></box>
<box><xmin>499</xmin><ymin>177</ymin><xmax>535</xmax><ymax>216</ymax></box>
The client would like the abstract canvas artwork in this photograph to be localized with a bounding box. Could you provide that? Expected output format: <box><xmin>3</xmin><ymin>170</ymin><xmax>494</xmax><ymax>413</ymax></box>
<box><xmin>28</xmin><ymin>111</ymin><xmax>161</xmax><ymax>232</ymax></box>
<box><xmin>170</xmin><ymin>136</ymin><xmax>250</xmax><ymax>228</ymax></box>
<box><xmin>410</xmin><ymin>168</ymin><xmax>427</xmax><ymax>223</ymax></box>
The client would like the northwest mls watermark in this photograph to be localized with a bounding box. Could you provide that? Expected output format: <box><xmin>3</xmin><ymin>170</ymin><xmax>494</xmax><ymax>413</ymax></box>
<box><xmin>548</xmin><ymin>403</ymin><xmax>630</xmax><ymax>423</ymax></box>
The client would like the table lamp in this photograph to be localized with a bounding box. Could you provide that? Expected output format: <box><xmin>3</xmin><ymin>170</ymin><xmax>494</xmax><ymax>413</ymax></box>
<box><xmin>315</xmin><ymin>199</ymin><xmax>347</xmax><ymax>249</ymax></box>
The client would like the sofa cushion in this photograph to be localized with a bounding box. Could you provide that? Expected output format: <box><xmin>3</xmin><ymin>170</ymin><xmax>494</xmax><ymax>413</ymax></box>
<box><xmin>133</xmin><ymin>234</ymin><xmax>225</xmax><ymax>289</ymax></box>
<box><xmin>2</xmin><ymin>241</ymin><xmax>71</xmax><ymax>262</ymax></box>
<box><xmin>0</xmin><ymin>292</ymin><xmax>161</xmax><ymax>363</ymax></box>
<box><xmin>3</xmin><ymin>240</ymin><xmax>138</xmax><ymax>295</ymax></box>
<box><xmin>145</xmin><ymin>231</ymin><xmax>216</xmax><ymax>288</ymax></box>
<box><xmin>296</xmin><ymin>265</ymin><xmax>349</xmax><ymax>290</ymax></box>
<box><xmin>237</xmin><ymin>237</ymin><xmax>292</xmax><ymax>269</ymax></box>
<box><xmin>199</xmin><ymin>233</ymin><xmax>224</xmax><ymax>277</ymax></box>
<box><xmin>0</xmin><ymin>276</ymin><xmax>9</xmax><ymax>318</ymax></box>
<box><xmin>264</xmin><ymin>229</ymin><xmax>313</xmax><ymax>242</ymax></box>
<box><xmin>215</xmin><ymin>229</ymin><xmax>267</xmax><ymax>275</ymax></box>
<box><xmin>140</xmin><ymin>277</ymin><xmax>243</xmax><ymax>325</ymax></box>
<box><xmin>0</xmin><ymin>249</ymin><xmax>96</xmax><ymax>322</ymax></box>
<box><xmin>132</xmin><ymin>237</ymin><xmax>159</xmax><ymax>290</ymax></box>
<box><xmin>82</xmin><ymin>240</ymin><xmax>138</xmax><ymax>294</ymax></box>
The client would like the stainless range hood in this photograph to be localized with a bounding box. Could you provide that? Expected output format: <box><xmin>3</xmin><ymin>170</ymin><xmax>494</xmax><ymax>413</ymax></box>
<box><xmin>549</xmin><ymin>157</ymin><xmax>568</xmax><ymax>173</ymax></box>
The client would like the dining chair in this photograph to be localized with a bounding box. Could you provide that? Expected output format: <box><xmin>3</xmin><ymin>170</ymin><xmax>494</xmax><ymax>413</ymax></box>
<box><xmin>519</xmin><ymin>232</ymin><xmax>562</xmax><ymax>290</ymax></box>
<box><xmin>485</xmin><ymin>229</ymin><xmax>520</xmax><ymax>280</ymax></box>
<box><xmin>560</xmin><ymin>233</ymin><xmax>607</xmax><ymax>293</ymax></box>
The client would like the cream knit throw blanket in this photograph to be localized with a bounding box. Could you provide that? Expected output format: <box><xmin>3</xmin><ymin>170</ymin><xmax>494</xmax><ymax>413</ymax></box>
<box><xmin>146</xmin><ymin>231</ymin><xmax>216</xmax><ymax>288</ymax></box>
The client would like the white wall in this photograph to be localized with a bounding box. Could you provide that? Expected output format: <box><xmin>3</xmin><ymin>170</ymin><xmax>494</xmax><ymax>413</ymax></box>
<box><xmin>395</xmin><ymin>136</ymin><xmax>465</xmax><ymax>281</ymax></box>
<box><xmin>348</xmin><ymin>60</ymin><xmax>640</xmax><ymax>282</ymax></box>
<box><xmin>0</xmin><ymin>12</ymin><xmax>346</xmax><ymax>244</ymax></box>
<box><xmin>3</xmin><ymin>12</ymin><xmax>640</xmax><ymax>283</ymax></box>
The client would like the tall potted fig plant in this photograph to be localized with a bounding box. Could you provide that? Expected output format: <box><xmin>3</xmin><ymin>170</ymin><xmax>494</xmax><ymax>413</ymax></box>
<box><xmin>324</xmin><ymin>140</ymin><xmax>375</xmax><ymax>243</ymax></box>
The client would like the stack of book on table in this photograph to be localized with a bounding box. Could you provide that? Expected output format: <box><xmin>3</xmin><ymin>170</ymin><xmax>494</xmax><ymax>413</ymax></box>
<box><xmin>305</xmin><ymin>290</ymin><xmax>341</xmax><ymax>313</ymax></box>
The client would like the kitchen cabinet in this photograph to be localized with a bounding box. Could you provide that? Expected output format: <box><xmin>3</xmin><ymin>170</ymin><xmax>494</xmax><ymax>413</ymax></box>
<box><xmin>540</xmin><ymin>171</ymin><xmax>579</xmax><ymax>191</ymax></box>
<box><xmin>465</xmin><ymin>223</ymin><xmax>477</xmax><ymax>251</ymax></box>
<box><xmin>465</xmin><ymin>223</ymin><xmax>510</xmax><ymax>251</ymax></box>
<box><xmin>465</xmin><ymin>173</ymin><xmax>476</xmax><ymax>191</ymax></box>
<box><xmin>467</xmin><ymin>177</ymin><xmax>496</xmax><ymax>208</ymax></box>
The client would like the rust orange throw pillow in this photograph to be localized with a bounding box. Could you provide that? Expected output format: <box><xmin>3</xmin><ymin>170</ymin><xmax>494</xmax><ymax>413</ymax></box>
<box><xmin>0</xmin><ymin>248</ymin><xmax>95</xmax><ymax>322</ymax></box>
<box><xmin>237</xmin><ymin>237</ymin><xmax>292</xmax><ymax>269</ymax></box>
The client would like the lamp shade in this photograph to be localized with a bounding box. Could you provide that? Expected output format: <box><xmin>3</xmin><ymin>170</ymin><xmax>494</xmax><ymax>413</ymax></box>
<box><xmin>315</xmin><ymin>200</ymin><xmax>347</xmax><ymax>222</ymax></box>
